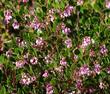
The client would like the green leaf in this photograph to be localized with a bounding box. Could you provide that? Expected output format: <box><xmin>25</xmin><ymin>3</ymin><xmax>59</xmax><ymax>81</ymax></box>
<box><xmin>0</xmin><ymin>86</ymin><xmax>7</xmax><ymax>94</ymax></box>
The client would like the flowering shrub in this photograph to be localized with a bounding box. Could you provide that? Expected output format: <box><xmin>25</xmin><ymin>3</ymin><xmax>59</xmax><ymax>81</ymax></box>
<box><xmin>0</xmin><ymin>0</ymin><xmax>110</xmax><ymax>94</ymax></box>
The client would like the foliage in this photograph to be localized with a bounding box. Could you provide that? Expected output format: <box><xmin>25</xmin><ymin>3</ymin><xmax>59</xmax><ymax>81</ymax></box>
<box><xmin>0</xmin><ymin>0</ymin><xmax>110</xmax><ymax>94</ymax></box>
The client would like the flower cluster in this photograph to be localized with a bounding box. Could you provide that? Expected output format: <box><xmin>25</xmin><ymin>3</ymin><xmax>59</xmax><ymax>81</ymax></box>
<box><xmin>94</xmin><ymin>63</ymin><xmax>101</xmax><ymax>74</ymax></box>
<box><xmin>12</xmin><ymin>20</ymin><xmax>20</xmax><ymax>30</ymax></box>
<box><xmin>76</xmin><ymin>63</ymin><xmax>101</xmax><ymax>79</ymax></box>
<box><xmin>44</xmin><ymin>54</ymin><xmax>53</xmax><ymax>64</ymax></box>
<box><xmin>100</xmin><ymin>45</ymin><xmax>108</xmax><ymax>55</ymax></box>
<box><xmin>46</xmin><ymin>83</ymin><xmax>54</xmax><ymax>94</ymax></box>
<box><xmin>1</xmin><ymin>0</ymin><xmax>110</xmax><ymax>93</ymax></box>
<box><xmin>75</xmin><ymin>80</ymin><xmax>83</xmax><ymax>89</ymax></box>
<box><xmin>4</xmin><ymin>10</ymin><xmax>12</xmax><ymax>24</ymax></box>
<box><xmin>30</xmin><ymin>17</ymin><xmax>42</xmax><ymax>30</ymax></box>
<box><xmin>61</xmin><ymin>23</ymin><xmax>71</xmax><ymax>35</ymax></box>
<box><xmin>106</xmin><ymin>67</ymin><xmax>110</xmax><ymax>74</ymax></box>
<box><xmin>32</xmin><ymin>37</ymin><xmax>46</xmax><ymax>49</ymax></box>
<box><xmin>20</xmin><ymin>73</ymin><xmax>36</xmax><ymax>85</ymax></box>
<box><xmin>64</xmin><ymin>38</ymin><xmax>72</xmax><ymax>48</ymax></box>
<box><xmin>15</xmin><ymin>60</ymin><xmax>27</xmax><ymax>68</ymax></box>
<box><xmin>54</xmin><ymin>66</ymin><xmax>64</xmax><ymax>73</ymax></box>
<box><xmin>79</xmin><ymin>65</ymin><xmax>91</xmax><ymax>76</ymax></box>
<box><xmin>106</xmin><ymin>0</ymin><xmax>110</xmax><ymax>9</ymax></box>
<box><xmin>81</xmin><ymin>36</ymin><xmax>92</xmax><ymax>48</ymax></box>
<box><xmin>16</xmin><ymin>37</ymin><xmax>27</xmax><ymax>47</ymax></box>
<box><xmin>42</xmin><ymin>70</ymin><xmax>49</xmax><ymax>78</ymax></box>
<box><xmin>60</xmin><ymin>57</ymin><xmax>67</xmax><ymax>66</ymax></box>
<box><xmin>60</xmin><ymin>5</ymin><xmax>74</xmax><ymax>18</ymax></box>
<box><xmin>6</xmin><ymin>49</ymin><xmax>13</xmax><ymax>58</ymax></box>
<box><xmin>30</xmin><ymin>57</ymin><xmax>38</xmax><ymax>65</ymax></box>
<box><xmin>89</xmin><ymin>49</ymin><xmax>95</xmax><ymax>57</ymax></box>
<box><xmin>22</xmin><ymin>0</ymin><xmax>29</xmax><ymax>3</ymax></box>
<box><xmin>77</xmin><ymin>0</ymin><xmax>84</xmax><ymax>6</ymax></box>
<box><xmin>48</xmin><ymin>9</ymin><xmax>56</xmax><ymax>22</ymax></box>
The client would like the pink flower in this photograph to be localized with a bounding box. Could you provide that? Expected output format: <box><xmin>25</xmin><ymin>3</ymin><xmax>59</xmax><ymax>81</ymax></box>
<box><xmin>12</xmin><ymin>20</ymin><xmax>19</xmax><ymax>29</ymax></box>
<box><xmin>16</xmin><ymin>37</ymin><xmax>27</xmax><ymax>47</ymax></box>
<box><xmin>55</xmin><ymin>66</ymin><xmax>64</xmax><ymax>72</ymax></box>
<box><xmin>79</xmin><ymin>65</ymin><xmax>91</xmax><ymax>76</ymax></box>
<box><xmin>81</xmin><ymin>36</ymin><xmax>91</xmax><ymax>48</ymax></box>
<box><xmin>48</xmin><ymin>9</ymin><xmax>56</xmax><ymax>22</ymax></box>
<box><xmin>88</xmin><ymin>87</ymin><xmax>95</xmax><ymax>94</ymax></box>
<box><xmin>49</xmin><ymin>14</ymin><xmax>55</xmax><ymax>22</ymax></box>
<box><xmin>94</xmin><ymin>64</ymin><xmax>101</xmax><ymax>74</ymax></box>
<box><xmin>77</xmin><ymin>0</ymin><xmax>84</xmax><ymax>6</ymax></box>
<box><xmin>42</xmin><ymin>70</ymin><xmax>49</xmax><ymax>78</ymax></box>
<box><xmin>61</xmin><ymin>23</ymin><xmax>66</xmax><ymax>29</ymax></box>
<box><xmin>89</xmin><ymin>49</ymin><xmax>95</xmax><ymax>57</ymax></box>
<box><xmin>22</xmin><ymin>0</ymin><xmax>28</xmax><ymax>3</ymax></box>
<box><xmin>61</xmin><ymin>23</ymin><xmax>71</xmax><ymax>35</ymax></box>
<box><xmin>60</xmin><ymin>57</ymin><xmax>67</xmax><ymax>66</ymax></box>
<box><xmin>99</xmin><ymin>81</ymin><xmax>105</xmax><ymax>89</ymax></box>
<box><xmin>73</xmin><ymin>54</ymin><xmax>78</xmax><ymax>61</ymax></box>
<box><xmin>23</xmin><ymin>53</ymin><xmax>29</xmax><ymax>60</ymax></box>
<box><xmin>30</xmin><ymin>57</ymin><xmax>38</xmax><ymax>65</ymax></box>
<box><xmin>75</xmin><ymin>80</ymin><xmax>82</xmax><ymax>89</ymax></box>
<box><xmin>65</xmin><ymin>38</ymin><xmax>72</xmax><ymax>48</ymax></box>
<box><xmin>44</xmin><ymin>54</ymin><xmax>52</xmax><ymax>64</ymax></box>
<box><xmin>62</xmin><ymin>27</ymin><xmax>71</xmax><ymax>34</ymax></box>
<box><xmin>20</xmin><ymin>73</ymin><xmax>36</xmax><ymax>85</ymax></box>
<box><xmin>4</xmin><ymin>10</ymin><xmax>12</xmax><ymax>24</ymax></box>
<box><xmin>15</xmin><ymin>60</ymin><xmax>27</xmax><ymax>68</ymax></box>
<box><xmin>31</xmin><ymin>21</ymin><xmax>41</xmax><ymax>30</ymax></box>
<box><xmin>33</xmin><ymin>37</ymin><xmax>46</xmax><ymax>49</ymax></box>
<box><xmin>6</xmin><ymin>49</ymin><xmax>13</xmax><ymax>58</ymax></box>
<box><xmin>49</xmin><ymin>9</ymin><xmax>55</xmax><ymax>14</ymax></box>
<box><xmin>35</xmin><ymin>37</ymin><xmax>44</xmax><ymax>46</ymax></box>
<box><xmin>60</xmin><ymin>5</ymin><xmax>74</xmax><ymax>18</ymax></box>
<box><xmin>46</xmin><ymin>83</ymin><xmax>54</xmax><ymax>94</ymax></box>
<box><xmin>106</xmin><ymin>67</ymin><xmax>110</xmax><ymax>74</ymax></box>
<box><xmin>30</xmin><ymin>17</ymin><xmax>41</xmax><ymax>30</ymax></box>
<box><xmin>20</xmin><ymin>73</ymin><xmax>31</xmax><ymax>85</ymax></box>
<box><xmin>31</xmin><ymin>76</ymin><xmax>36</xmax><ymax>82</ymax></box>
<box><xmin>106</xmin><ymin>1</ymin><xmax>110</xmax><ymax>9</ymax></box>
<box><xmin>100</xmin><ymin>45</ymin><xmax>108</xmax><ymax>55</ymax></box>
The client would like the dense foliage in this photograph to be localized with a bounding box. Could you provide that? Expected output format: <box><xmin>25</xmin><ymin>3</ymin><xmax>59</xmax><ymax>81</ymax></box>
<box><xmin>0</xmin><ymin>0</ymin><xmax>110</xmax><ymax>94</ymax></box>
